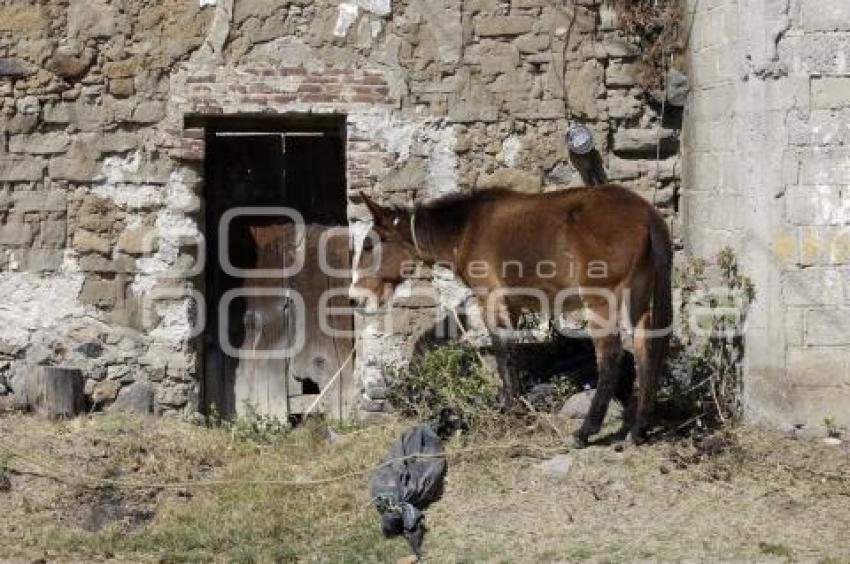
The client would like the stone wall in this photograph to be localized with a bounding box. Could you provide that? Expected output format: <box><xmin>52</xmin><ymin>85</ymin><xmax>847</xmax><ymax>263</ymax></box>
<box><xmin>0</xmin><ymin>0</ymin><xmax>681</xmax><ymax>416</ymax></box>
<box><xmin>683</xmin><ymin>0</ymin><xmax>850</xmax><ymax>431</ymax></box>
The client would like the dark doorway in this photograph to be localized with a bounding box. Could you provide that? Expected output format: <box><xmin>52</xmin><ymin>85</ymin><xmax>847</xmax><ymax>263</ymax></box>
<box><xmin>200</xmin><ymin>115</ymin><xmax>355</xmax><ymax>419</ymax></box>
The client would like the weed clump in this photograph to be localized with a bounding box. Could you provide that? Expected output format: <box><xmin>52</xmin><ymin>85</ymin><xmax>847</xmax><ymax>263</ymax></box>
<box><xmin>385</xmin><ymin>344</ymin><xmax>500</xmax><ymax>432</ymax></box>
<box><xmin>206</xmin><ymin>401</ymin><xmax>290</xmax><ymax>444</ymax></box>
<box><xmin>614</xmin><ymin>0</ymin><xmax>687</xmax><ymax>91</ymax></box>
<box><xmin>664</xmin><ymin>246</ymin><xmax>755</xmax><ymax>432</ymax></box>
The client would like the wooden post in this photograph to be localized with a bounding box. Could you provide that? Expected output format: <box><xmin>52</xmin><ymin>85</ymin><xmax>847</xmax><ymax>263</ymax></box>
<box><xmin>24</xmin><ymin>366</ymin><xmax>85</xmax><ymax>418</ymax></box>
<box><xmin>569</xmin><ymin>149</ymin><xmax>608</xmax><ymax>186</ymax></box>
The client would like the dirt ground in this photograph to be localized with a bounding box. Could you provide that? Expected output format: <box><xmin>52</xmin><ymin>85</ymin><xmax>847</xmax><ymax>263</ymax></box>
<box><xmin>0</xmin><ymin>411</ymin><xmax>848</xmax><ymax>563</ymax></box>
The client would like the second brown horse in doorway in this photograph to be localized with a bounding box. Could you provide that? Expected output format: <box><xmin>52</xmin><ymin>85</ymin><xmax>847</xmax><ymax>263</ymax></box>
<box><xmin>352</xmin><ymin>185</ymin><xmax>672</xmax><ymax>445</ymax></box>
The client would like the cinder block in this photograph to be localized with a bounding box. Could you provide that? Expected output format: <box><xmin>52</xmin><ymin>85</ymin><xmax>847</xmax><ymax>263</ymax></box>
<box><xmin>782</xmin><ymin>267</ymin><xmax>847</xmax><ymax>306</ymax></box>
<box><xmin>690</xmin><ymin>85</ymin><xmax>735</xmax><ymax>121</ymax></box>
<box><xmin>811</xmin><ymin>76</ymin><xmax>850</xmax><ymax>109</ymax></box>
<box><xmin>804</xmin><ymin>307</ymin><xmax>850</xmax><ymax>346</ymax></box>
<box><xmin>785</xmin><ymin>185</ymin><xmax>846</xmax><ymax>226</ymax></box>
<box><xmin>798</xmin><ymin>226</ymin><xmax>850</xmax><ymax>266</ymax></box>
<box><xmin>788</xmin><ymin>110</ymin><xmax>850</xmax><ymax>146</ymax></box>
<box><xmin>801</xmin><ymin>0</ymin><xmax>850</xmax><ymax>32</ymax></box>
<box><xmin>787</xmin><ymin>346</ymin><xmax>848</xmax><ymax>387</ymax></box>
<box><xmin>785</xmin><ymin>306</ymin><xmax>805</xmax><ymax>346</ymax></box>
<box><xmin>798</xmin><ymin>148</ymin><xmax>850</xmax><ymax>184</ymax></box>
<box><xmin>685</xmin><ymin>190</ymin><xmax>745</xmax><ymax>230</ymax></box>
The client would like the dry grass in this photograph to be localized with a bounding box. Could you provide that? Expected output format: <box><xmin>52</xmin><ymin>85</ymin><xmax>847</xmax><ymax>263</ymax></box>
<box><xmin>0</xmin><ymin>412</ymin><xmax>848</xmax><ymax>562</ymax></box>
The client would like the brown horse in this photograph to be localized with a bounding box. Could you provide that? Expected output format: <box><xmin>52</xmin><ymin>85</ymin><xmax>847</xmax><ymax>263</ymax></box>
<box><xmin>352</xmin><ymin>185</ymin><xmax>672</xmax><ymax>445</ymax></box>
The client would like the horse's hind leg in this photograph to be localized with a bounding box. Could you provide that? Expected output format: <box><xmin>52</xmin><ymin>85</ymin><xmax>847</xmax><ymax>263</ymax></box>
<box><xmin>630</xmin><ymin>312</ymin><xmax>658</xmax><ymax>443</ymax></box>
<box><xmin>573</xmin><ymin>307</ymin><xmax>623</xmax><ymax>446</ymax></box>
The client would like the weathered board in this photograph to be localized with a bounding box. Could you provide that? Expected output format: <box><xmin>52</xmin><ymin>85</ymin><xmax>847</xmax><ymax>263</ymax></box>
<box><xmin>23</xmin><ymin>366</ymin><xmax>85</xmax><ymax>418</ymax></box>
<box><xmin>234</xmin><ymin>224</ymin><xmax>354</xmax><ymax>419</ymax></box>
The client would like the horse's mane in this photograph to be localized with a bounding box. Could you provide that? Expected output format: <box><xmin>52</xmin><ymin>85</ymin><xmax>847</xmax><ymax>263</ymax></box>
<box><xmin>408</xmin><ymin>187</ymin><xmax>519</xmax><ymax>214</ymax></box>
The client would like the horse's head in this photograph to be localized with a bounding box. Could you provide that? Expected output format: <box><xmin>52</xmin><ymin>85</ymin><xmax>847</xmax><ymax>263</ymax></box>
<box><xmin>350</xmin><ymin>192</ymin><xmax>418</xmax><ymax>312</ymax></box>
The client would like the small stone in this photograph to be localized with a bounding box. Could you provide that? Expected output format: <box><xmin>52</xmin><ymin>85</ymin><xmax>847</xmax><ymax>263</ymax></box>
<box><xmin>92</xmin><ymin>380</ymin><xmax>120</xmax><ymax>405</ymax></box>
<box><xmin>116</xmin><ymin>226</ymin><xmax>158</xmax><ymax>255</ymax></box>
<box><xmin>103</xmin><ymin>58</ymin><xmax>138</xmax><ymax>79</ymax></box>
<box><xmin>546</xmin><ymin>162</ymin><xmax>576</xmax><ymax>185</ymax></box>
<box><xmin>665</xmin><ymin>68</ymin><xmax>689</xmax><ymax>107</ymax></box>
<box><xmin>475</xmin><ymin>16</ymin><xmax>535</xmax><ymax>37</ymax></box>
<box><xmin>360</xmin><ymin>398</ymin><xmax>386</xmax><ymax>413</ymax></box>
<box><xmin>131</xmin><ymin>101</ymin><xmax>166</xmax><ymax>124</ymax></box>
<box><xmin>613</xmin><ymin>128</ymin><xmax>679</xmax><ymax>155</ymax></box>
<box><xmin>157</xmin><ymin>385</ymin><xmax>189</xmax><ymax>408</ymax></box>
<box><xmin>73</xmin><ymin>229</ymin><xmax>111</xmax><ymax>255</ymax></box>
<box><xmin>538</xmin><ymin>454</ymin><xmax>573</xmax><ymax>478</ymax></box>
<box><xmin>21</xmin><ymin>250</ymin><xmax>64</xmax><ymax>273</ymax></box>
<box><xmin>0</xmin><ymin>57</ymin><xmax>32</xmax><ymax>77</ymax></box>
<box><xmin>823</xmin><ymin>437</ymin><xmax>842</xmax><ymax>446</ymax></box>
<box><xmin>0</xmin><ymin>157</ymin><xmax>45</xmax><ymax>182</ymax></box>
<box><xmin>68</xmin><ymin>0</ymin><xmax>116</xmax><ymax>39</ymax></box>
<box><xmin>109</xmin><ymin>78</ymin><xmax>135</xmax><ymax>98</ymax></box>
<box><xmin>109</xmin><ymin>381</ymin><xmax>154</xmax><ymax>415</ymax></box>
<box><xmin>75</xmin><ymin>341</ymin><xmax>103</xmax><ymax>359</ymax></box>
<box><xmin>16</xmin><ymin>96</ymin><xmax>40</xmax><ymax>115</ymax></box>
<box><xmin>79</xmin><ymin>278</ymin><xmax>119</xmax><ymax>307</ymax></box>
<box><xmin>47</xmin><ymin>47</ymin><xmax>93</xmax><ymax>80</ymax></box>
<box><xmin>9</xmin><ymin>132</ymin><xmax>71</xmax><ymax>155</ymax></box>
<box><xmin>559</xmin><ymin>389</ymin><xmax>594</xmax><ymax>419</ymax></box>
<box><xmin>476</xmin><ymin>168</ymin><xmax>542</xmax><ymax>193</ymax></box>
<box><xmin>557</xmin><ymin>390</ymin><xmax>624</xmax><ymax>420</ymax></box>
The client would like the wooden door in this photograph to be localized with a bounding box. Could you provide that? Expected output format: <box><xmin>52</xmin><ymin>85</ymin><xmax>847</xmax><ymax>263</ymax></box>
<box><xmin>204</xmin><ymin>130</ymin><xmax>353</xmax><ymax>420</ymax></box>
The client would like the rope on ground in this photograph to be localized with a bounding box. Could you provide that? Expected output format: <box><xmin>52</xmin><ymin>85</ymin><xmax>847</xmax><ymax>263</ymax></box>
<box><xmin>0</xmin><ymin>435</ymin><xmax>567</xmax><ymax>492</ymax></box>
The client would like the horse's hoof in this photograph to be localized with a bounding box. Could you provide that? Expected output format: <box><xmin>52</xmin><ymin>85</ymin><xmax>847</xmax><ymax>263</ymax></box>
<box><xmin>628</xmin><ymin>429</ymin><xmax>647</xmax><ymax>446</ymax></box>
<box><xmin>566</xmin><ymin>433</ymin><xmax>588</xmax><ymax>450</ymax></box>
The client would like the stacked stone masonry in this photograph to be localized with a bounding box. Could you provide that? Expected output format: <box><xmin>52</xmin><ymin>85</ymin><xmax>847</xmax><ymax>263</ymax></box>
<box><xmin>684</xmin><ymin>0</ymin><xmax>850</xmax><ymax>431</ymax></box>
<box><xmin>0</xmin><ymin>0</ymin><xmax>680</xmax><ymax>415</ymax></box>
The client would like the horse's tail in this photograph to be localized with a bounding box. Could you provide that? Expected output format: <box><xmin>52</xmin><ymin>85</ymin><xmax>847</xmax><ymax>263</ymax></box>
<box><xmin>647</xmin><ymin>209</ymin><xmax>673</xmax><ymax>377</ymax></box>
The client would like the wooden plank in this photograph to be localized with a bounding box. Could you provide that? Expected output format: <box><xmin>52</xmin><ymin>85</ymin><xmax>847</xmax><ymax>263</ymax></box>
<box><xmin>283</xmin><ymin>225</ymin><xmax>354</xmax><ymax>419</ymax></box>
<box><xmin>233</xmin><ymin>223</ymin><xmax>295</xmax><ymax>419</ymax></box>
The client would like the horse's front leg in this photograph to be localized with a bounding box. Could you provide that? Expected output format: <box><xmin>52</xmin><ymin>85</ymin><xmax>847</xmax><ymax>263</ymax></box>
<box><xmin>492</xmin><ymin>332</ymin><xmax>520</xmax><ymax>408</ymax></box>
<box><xmin>480</xmin><ymin>295</ymin><xmax>520</xmax><ymax>408</ymax></box>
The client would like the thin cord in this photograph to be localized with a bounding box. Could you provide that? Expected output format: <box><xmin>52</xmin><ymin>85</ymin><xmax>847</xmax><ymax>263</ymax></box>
<box><xmin>0</xmin><ymin>435</ymin><xmax>565</xmax><ymax>492</ymax></box>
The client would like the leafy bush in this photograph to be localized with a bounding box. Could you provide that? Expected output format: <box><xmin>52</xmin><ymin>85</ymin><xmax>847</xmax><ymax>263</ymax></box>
<box><xmin>664</xmin><ymin>246</ymin><xmax>755</xmax><ymax>431</ymax></box>
<box><xmin>206</xmin><ymin>401</ymin><xmax>290</xmax><ymax>444</ymax></box>
<box><xmin>385</xmin><ymin>344</ymin><xmax>500</xmax><ymax>431</ymax></box>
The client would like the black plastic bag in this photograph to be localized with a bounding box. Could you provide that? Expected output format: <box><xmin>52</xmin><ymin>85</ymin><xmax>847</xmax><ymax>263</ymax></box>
<box><xmin>369</xmin><ymin>424</ymin><xmax>446</xmax><ymax>555</ymax></box>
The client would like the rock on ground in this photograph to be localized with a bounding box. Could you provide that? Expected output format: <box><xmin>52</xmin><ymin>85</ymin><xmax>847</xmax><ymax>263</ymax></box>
<box><xmin>538</xmin><ymin>454</ymin><xmax>573</xmax><ymax>478</ymax></box>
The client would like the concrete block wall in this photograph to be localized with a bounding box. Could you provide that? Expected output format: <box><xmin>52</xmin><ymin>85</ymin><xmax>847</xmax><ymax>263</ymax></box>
<box><xmin>684</xmin><ymin>0</ymin><xmax>850</xmax><ymax>431</ymax></box>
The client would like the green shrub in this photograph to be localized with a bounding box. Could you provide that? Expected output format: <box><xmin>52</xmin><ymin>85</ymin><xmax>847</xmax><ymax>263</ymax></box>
<box><xmin>206</xmin><ymin>401</ymin><xmax>290</xmax><ymax>444</ymax></box>
<box><xmin>385</xmin><ymin>344</ymin><xmax>500</xmax><ymax>430</ymax></box>
<box><xmin>665</xmin><ymin>246</ymin><xmax>755</xmax><ymax>431</ymax></box>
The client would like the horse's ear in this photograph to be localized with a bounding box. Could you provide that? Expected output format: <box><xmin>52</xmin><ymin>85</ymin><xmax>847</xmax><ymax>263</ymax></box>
<box><xmin>360</xmin><ymin>191</ymin><xmax>395</xmax><ymax>231</ymax></box>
